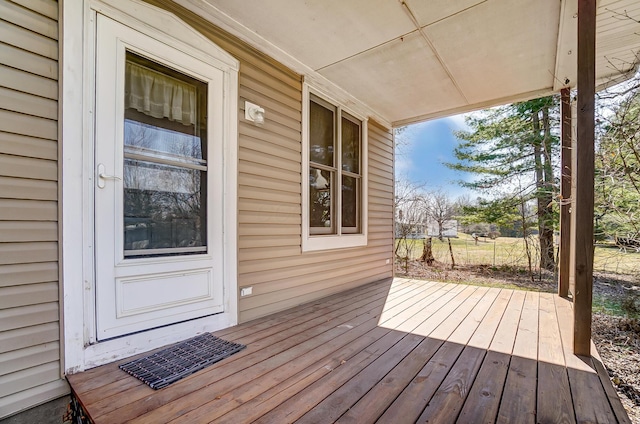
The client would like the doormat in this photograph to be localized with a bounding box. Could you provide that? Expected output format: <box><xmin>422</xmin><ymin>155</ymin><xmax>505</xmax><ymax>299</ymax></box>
<box><xmin>119</xmin><ymin>333</ymin><xmax>245</xmax><ymax>389</ymax></box>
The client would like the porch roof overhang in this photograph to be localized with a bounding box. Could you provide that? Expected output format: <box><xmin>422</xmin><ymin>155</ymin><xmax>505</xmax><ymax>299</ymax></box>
<box><xmin>177</xmin><ymin>0</ymin><xmax>640</xmax><ymax>128</ymax></box>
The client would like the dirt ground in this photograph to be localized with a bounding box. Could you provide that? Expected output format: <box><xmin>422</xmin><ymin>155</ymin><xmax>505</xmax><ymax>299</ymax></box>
<box><xmin>396</xmin><ymin>260</ymin><xmax>640</xmax><ymax>422</ymax></box>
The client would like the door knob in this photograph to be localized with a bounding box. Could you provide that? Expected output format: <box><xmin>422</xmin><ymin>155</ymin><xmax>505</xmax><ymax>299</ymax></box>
<box><xmin>97</xmin><ymin>163</ymin><xmax>121</xmax><ymax>189</ymax></box>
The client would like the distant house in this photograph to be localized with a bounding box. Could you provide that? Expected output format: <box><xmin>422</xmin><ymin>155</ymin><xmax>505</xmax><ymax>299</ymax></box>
<box><xmin>394</xmin><ymin>203</ymin><xmax>426</xmax><ymax>239</ymax></box>
<box><xmin>427</xmin><ymin>220</ymin><xmax>458</xmax><ymax>238</ymax></box>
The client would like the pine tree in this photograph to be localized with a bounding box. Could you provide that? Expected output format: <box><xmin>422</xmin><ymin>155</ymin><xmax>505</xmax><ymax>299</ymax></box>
<box><xmin>446</xmin><ymin>96</ymin><xmax>559</xmax><ymax>271</ymax></box>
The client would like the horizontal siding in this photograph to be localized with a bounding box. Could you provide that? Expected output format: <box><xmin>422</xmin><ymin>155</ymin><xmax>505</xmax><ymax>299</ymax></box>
<box><xmin>0</xmin><ymin>153</ymin><xmax>57</xmax><ymax>180</ymax></box>
<box><xmin>0</xmin><ymin>242</ymin><xmax>58</xmax><ymax>265</ymax></box>
<box><xmin>0</xmin><ymin>19</ymin><xmax>58</xmax><ymax>60</ymax></box>
<box><xmin>0</xmin><ymin>322</ymin><xmax>59</xmax><ymax>354</ymax></box>
<box><xmin>0</xmin><ymin>379</ymin><xmax>68</xmax><ymax>419</ymax></box>
<box><xmin>0</xmin><ymin>342</ymin><xmax>59</xmax><ymax>376</ymax></box>
<box><xmin>0</xmin><ymin>42</ymin><xmax>57</xmax><ymax>79</ymax></box>
<box><xmin>241</xmin><ymin>271</ymin><xmax>393</xmax><ymax>322</ymax></box>
<box><xmin>0</xmin><ymin>362</ymin><xmax>59</xmax><ymax>398</ymax></box>
<box><xmin>10</xmin><ymin>0</ymin><xmax>57</xmax><ymax>20</ymax></box>
<box><xmin>238</xmin><ymin>246</ymin><xmax>391</xmax><ymax>274</ymax></box>
<box><xmin>239</xmin><ymin>255</ymin><xmax>394</xmax><ymax>291</ymax></box>
<box><xmin>0</xmin><ymin>1</ymin><xmax>58</xmax><ymax>39</ymax></box>
<box><xmin>239</xmin><ymin>198</ymin><xmax>300</xmax><ymax>215</ymax></box>
<box><xmin>0</xmin><ymin>262</ymin><xmax>58</xmax><ymax>287</ymax></box>
<box><xmin>0</xmin><ymin>199</ymin><xmax>57</xmax><ymax>220</ymax></box>
<box><xmin>0</xmin><ymin>282</ymin><xmax>57</xmax><ymax>309</ymax></box>
<box><xmin>0</xmin><ymin>86</ymin><xmax>58</xmax><ymax>119</ymax></box>
<box><xmin>238</xmin><ymin>223</ymin><xmax>301</xmax><ymax>237</ymax></box>
<box><xmin>0</xmin><ymin>221</ymin><xmax>57</xmax><ymax>242</ymax></box>
<box><xmin>0</xmin><ymin>177</ymin><xmax>57</xmax><ymax>201</ymax></box>
<box><xmin>238</xmin><ymin>186</ymin><xmax>300</xmax><ymax>205</ymax></box>
<box><xmin>0</xmin><ymin>0</ymin><xmax>65</xmax><ymax>418</ymax></box>
<box><xmin>0</xmin><ymin>64</ymin><xmax>58</xmax><ymax>100</ymax></box>
<box><xmin>146</xmin><ymin>0</ymin><xmax>394</xmax><ymax>324</ymax></box>
<box><xmin>0</xmin><ymin>132</ymin><xmax>57</xmax><ymax>160</ymax></box>
<box><xmin>0</xmin><ymin>302</ymin><xmax>59</xmax><ymax>332</ymax></box>
<box><xmin>0</xmin><ymin>109</ymin><xmax>57</xmax><ymax>140</ymax></box>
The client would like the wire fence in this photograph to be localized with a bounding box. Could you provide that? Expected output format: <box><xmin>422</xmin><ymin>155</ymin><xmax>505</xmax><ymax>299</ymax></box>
<box><xmin>396</xmin><ymin>234</ymin><xmax>640</xmax><ymax>276</ymax></box>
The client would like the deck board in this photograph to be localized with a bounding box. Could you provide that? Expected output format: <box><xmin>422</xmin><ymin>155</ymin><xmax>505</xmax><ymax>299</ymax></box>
<box><xmin>416</xmin><ymin>345</ymin><xmax>486</xmax><ymax>423</ymax></box>
<box><xmin>537</xmin><ymin>293</ymin><xmax>576</xmax><ymax>424</ymax></box>
<box><xmin>496</xmin><ymin>291</ymin><xmax>539</xmax><ymax>424</ymax></box>
<box><xmin>66</xmin><ymin>278</ymin><xmax>630</xmax><ymax>424</ymax></box>
<box><xmin>555</xmin><ymin>295</ymin><xmax>617</xmax><ymax>423</ymax></box>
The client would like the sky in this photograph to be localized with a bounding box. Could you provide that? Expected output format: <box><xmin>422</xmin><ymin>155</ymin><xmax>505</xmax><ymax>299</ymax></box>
<box><xmin>395</xmin><ymin>114</ymin><xmax>475</xmax><ymax>199</ymax></box>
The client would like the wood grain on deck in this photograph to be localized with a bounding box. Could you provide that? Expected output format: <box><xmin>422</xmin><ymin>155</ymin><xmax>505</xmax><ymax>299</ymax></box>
<box><xmin>67</xmin><ymin>278</ymin><xmax>629</xmax><ymax>424</ymax></box>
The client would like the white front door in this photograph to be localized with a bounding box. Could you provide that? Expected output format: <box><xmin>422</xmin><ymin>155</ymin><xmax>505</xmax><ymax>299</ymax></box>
<box><xmin>94</xmin><ymin>14</ymin><xmax>226</xmax><ymax>340</ymax></box>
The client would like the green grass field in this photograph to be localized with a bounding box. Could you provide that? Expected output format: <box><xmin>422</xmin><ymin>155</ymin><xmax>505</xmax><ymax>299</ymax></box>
<box><xmin>396</xmin><ymin>232</ymin><xmax>640</xmax><ymax>275</ymax></box>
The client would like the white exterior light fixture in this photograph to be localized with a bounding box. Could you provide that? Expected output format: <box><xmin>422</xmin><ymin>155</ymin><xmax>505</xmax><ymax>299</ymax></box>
<box><xmin>245</xmin><ymin>101</ymin><xmax>265</xmax><ymax>125</ymax></box>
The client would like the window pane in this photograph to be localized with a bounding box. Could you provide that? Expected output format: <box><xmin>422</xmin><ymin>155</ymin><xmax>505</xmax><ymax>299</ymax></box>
<box><xmin>309</xmin><ymin>167</ymin><xmax>333</xmax><ymax>233</ymax></box>
<box><xmin>341</xmin><ymin>116</ymin><xmax>360</xmax><ymax>174</ymax></box>
<box><xmin>309</xmin><ymin>100</ymin><xmax>334</xmax><ymax>167</ymax></box>
<box><xmin>124</xmin><ymin>159</ymin><xmax>206</xmax><ymax>254</ymax></box>
<box><xmin>342</xmin><ymin>175</ymin><xmax>359</xmax><ymax>231</ymax></box>
<box><xmin>124</xmin><ymin>119</ymin><xmax>205</xmax><ymax>164</ymax></box>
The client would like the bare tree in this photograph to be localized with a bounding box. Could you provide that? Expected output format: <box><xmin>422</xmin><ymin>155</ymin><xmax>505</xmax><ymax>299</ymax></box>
<box><xmin>425</xmin><ymin>189</ymin><xmax>457</xmax><ymax>241</ymax></box>
<box><xmin>395</xmin><ymin>197</ymin><xmax>428</xmax><ymax>272</ymax></box>
<box><xmin>595</xmin><ymin>73</ymin><xmax>640</xmax><ymax>245</ymax></box>
<box><xmin>394</xmin><ymin>178</ymin><xmax>427</xmax><ymax>272</ymax></box>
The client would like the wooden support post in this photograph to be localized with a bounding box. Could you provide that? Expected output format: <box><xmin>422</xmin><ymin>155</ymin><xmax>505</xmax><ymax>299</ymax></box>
<box><xmin>559</xmin><ymin>88</ymin><xmax>571</xmax><ymax>298</ymax></box>
<box><xmin>574</xmin><ymin>0</ymin><xmax>596</xmax><ymax>356</ymax></box>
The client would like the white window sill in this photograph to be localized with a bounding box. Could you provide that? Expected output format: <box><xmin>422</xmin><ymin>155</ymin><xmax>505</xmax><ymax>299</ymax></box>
<box><xmin>302</xmin><ymin>233</ymin><xmax>367</xmax><ymax>252</ymax></box>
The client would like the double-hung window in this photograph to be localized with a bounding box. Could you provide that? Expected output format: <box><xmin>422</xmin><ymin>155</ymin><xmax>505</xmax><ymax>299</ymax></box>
<box><xmin>303</xmin><ymin>87</ymin><xmax>367</xmax><ymax>251</ymax></box>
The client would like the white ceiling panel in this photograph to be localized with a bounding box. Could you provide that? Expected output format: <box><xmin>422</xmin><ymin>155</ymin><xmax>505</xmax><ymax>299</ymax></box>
<box><xmin>595</xmin><ymin>0</ymin><xmax>640</xmax><ymax>84</ymax></box>
<box><xmin>319</xmin><ymin>31</ymin><xmax>466</xmax><ymax>123</ymax></box>
<box><xmin>404</xmin><ymin>0</ymin><xmax>486</xmax><ymax>26</ymax></box>
<box><xmin>555</xmin><ymin>0</ymin><xmax>640</xmax><ymax>90</ymax></box>
<box><xmin>186</xmin><ymin>0</ymin><xmax>640</xmax><ymax>126</ymax></box>
<box><xmin>423</xmin><ymin>0</ymin><xmax>561</xmax><ymax>104</ymax></box>
<box><xmin>207</xmin><ymin>0</ymin><xmax>415</xmax><ymax>70</ymax></box>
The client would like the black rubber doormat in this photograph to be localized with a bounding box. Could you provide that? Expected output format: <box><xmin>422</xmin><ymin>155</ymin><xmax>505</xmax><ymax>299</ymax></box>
<box><xmin>119</xmin><ymin>333</ymin><xmax>246</xmax><ymax>389</ymax></box>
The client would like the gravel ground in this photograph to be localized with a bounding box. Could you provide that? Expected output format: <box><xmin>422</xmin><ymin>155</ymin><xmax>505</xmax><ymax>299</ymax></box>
<box><xmin>397</xmin><ymin>260</ymin><xmax>640</xmax><ymax>422</ymax></box>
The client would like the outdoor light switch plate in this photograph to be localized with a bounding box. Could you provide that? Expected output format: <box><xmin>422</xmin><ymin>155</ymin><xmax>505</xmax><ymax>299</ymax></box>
<box><xmin>240</xmin><ymin>287</ymin><xmax>253</xmax><ymax>297</ymax></box>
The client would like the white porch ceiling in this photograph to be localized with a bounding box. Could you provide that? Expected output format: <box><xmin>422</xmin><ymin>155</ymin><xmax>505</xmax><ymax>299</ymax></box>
<box><xmin>185</xmin><ymin>0</ymin><xmax>640</xmax><ymax>126</ymax></box>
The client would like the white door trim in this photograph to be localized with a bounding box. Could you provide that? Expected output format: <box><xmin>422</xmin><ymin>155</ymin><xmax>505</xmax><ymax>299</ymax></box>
<box><xmin>61</xmin><ymin>0</ymin><xmax>239</xmax><ymax>372</ymax></box>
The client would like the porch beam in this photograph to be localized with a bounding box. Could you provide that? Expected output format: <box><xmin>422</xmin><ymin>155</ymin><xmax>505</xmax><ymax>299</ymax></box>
<box><xmin>573</xmin><ymin>0</ymin><xmax>596</xmax><ymax>356</ymax></box>
<box><xmin>558</xmin><ymin>87</ymin><xmax>571</xmax><ymax>298</ymax></box>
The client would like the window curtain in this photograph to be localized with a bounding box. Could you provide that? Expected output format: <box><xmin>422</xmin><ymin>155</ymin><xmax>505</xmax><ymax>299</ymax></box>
<box><xmin>125</xmin><ymin>61</ymin><xmax>197</xmax><ymax>126</ymax></box>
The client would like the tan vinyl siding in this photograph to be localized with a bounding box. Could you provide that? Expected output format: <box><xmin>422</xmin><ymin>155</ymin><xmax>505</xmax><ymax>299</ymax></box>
<box><xmin>145</xmin><ymin>1</ymin><xmax>394</xmax><ymax>323</ymax></box>
<box><xmin>0</xmin><ymin>0</ymin><xmax>67</xmax><ymax>419</ymax></box>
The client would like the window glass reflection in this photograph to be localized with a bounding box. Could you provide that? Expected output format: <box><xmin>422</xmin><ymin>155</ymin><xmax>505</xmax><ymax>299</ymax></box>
<box><xmin>309</xmin><ymin>167</ymin><xmax>332</xmax><ymax>233</ymax></box>
<box><xmin>124</xmin><ymin>159</ymin><xmax>206</xmax><ymax>254</ymax></box>
<box><xmin>342</xmin><ymin>175</ymin><xmax>358</xmax><ymax>230</ymax></box>
<box><xmin>341</xmin><ymin>117</ymin><xmax>359</xmax><ymax>173</ymax></box>
<box><xmin>309</xmin><ymin>100</ymin><xmax>334</xmax><ymax>167</ymax></box>
<box><xmin>124</xmin><ymin>120</ymin><xmax>204</xmax><ymax>163</ymax></box>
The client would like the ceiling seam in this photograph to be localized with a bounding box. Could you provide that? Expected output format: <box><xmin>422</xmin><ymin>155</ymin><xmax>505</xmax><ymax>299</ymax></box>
<box><xmin>399</xmin><ymin>1</ymin><xmax>469</xmax><ymax>104</ymax></box>
<box><xmin>315</xmin><ymin>1</ymin><xmax>490</xmax><ymax>73</ymax></box>
<box><xmin>314</xmin><ymin>29</ymin><xmax>420</xmax><ymax>72</ymax></box>
<box><xmin>421</xmin><ymin>0</ymin><xmax>490</xmax><ymax>27</ymax></box>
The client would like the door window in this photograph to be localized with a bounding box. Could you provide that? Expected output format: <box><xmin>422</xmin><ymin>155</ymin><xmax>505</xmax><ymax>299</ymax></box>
<box><xmin>123</xmin><ymin>52</ymin><xmax>208</xmax><ymax>258</ymax></box>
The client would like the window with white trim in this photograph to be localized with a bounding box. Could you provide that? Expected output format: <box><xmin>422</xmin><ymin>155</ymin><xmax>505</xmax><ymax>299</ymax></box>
<box><xmin>303</xmin><ymin>87</ymin><xmax>367</xmax><ymax>251</ymax></box>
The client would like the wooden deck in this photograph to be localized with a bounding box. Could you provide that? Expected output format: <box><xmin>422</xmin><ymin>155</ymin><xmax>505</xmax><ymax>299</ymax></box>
<box><xmin>67</xmin><ymin>278</ymin><xmax>630</xmax><ymax>423</ymax></box>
